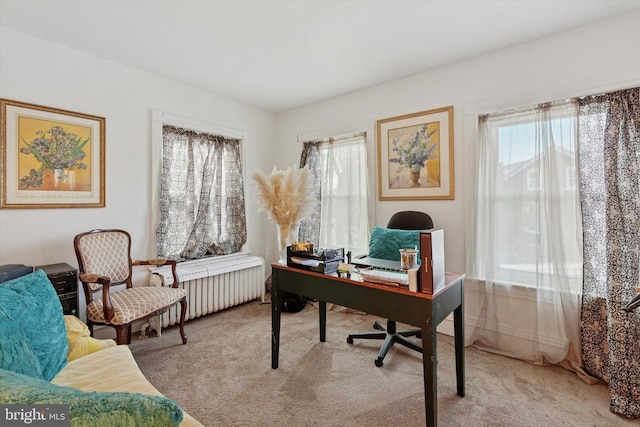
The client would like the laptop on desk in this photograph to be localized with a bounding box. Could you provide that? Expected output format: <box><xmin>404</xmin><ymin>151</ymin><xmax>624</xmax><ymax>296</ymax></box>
<box><xmin>352</xmin><ymin>257</ymin><xmax>402</xmax><ymax>271</ymax></box>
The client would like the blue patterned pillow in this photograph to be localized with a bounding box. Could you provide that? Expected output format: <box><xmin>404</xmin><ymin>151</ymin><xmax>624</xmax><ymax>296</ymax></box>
<box><xmin>0</xmin><ymin>270</ymin><xmax>68</xmax><ymax>380</ymax></box>
<box><xmin>0</xmin><ymin>307</ymin><xmax>43</xmax><ymax>379</ymax></box>
<box><xmin>0</xmin><ymin>368</ymin><xmax>184</xmax><ymax>426</ymax></box>
<box><xmin>368</xmin><ymin>226</ymin><xmax>421</xmax><ymax>262</ymax></box>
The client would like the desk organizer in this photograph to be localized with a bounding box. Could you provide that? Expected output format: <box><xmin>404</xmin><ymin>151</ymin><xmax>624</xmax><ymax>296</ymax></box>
<box><xmin>287</xmin><ymin>247</ymin><xmax>344</xmax><ymax>274</ymax></box>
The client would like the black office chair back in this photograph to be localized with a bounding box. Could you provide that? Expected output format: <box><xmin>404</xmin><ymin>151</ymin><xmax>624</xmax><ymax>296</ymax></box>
<box><xmin>346</xmin><ymin>210</ymin><xmax>435</xmax><ymax>366</ymax></box>
<box><xmin>386</xmin><ymin>211</ymin><xmax>433</xmax><ymax>230</ymax></box>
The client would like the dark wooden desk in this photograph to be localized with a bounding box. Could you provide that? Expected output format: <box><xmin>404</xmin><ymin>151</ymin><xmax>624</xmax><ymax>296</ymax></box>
<box><xmin>271</xmin><ymin>265</ymin><xmax>465</xmax><ymax>427</ymax></box>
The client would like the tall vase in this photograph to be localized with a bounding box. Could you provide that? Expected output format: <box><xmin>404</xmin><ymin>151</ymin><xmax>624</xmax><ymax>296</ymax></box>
<box><xmin>409</xmin><ymin>169</ymin><xmax>421</xmax><ymax>187</ymax></box>
<box><xmin>42</xmin><ymin>168</ymin><xmax>75</xmax><ymax>190</ymax></box>
<box><xmin>53</xmin><ymin>168</ymin><xmax>75</xmax><ymax>190</ymax></box>
<box><xmin>276</xmin><ymin>222</ymin><xmax>299</xmax><ymax>265</ymax></box>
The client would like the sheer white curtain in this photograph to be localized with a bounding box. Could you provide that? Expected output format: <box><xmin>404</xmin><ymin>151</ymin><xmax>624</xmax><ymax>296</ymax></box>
<box><xmin>466</xmin><ymin>100</ymin><xmax>585</xmax><ymax>372</ymax></box>
<box><xmin>299</xmin><ymin>132</ymin><xmax>370</xmax><ymax>256</ymax></box>
<box><xmin>317</xmin><ymin>133</ymin><xmax>370</xmax><ymax>256</ymax></box>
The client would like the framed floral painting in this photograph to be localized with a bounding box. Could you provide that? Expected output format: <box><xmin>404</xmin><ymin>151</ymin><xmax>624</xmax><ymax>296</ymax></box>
<box><xmin>1</xmin><ymin>99</ymin><xmax>105</xmax><ymax>208</ymax></box>
<box><xmin>377</xmin><ymin>106</ymin><xmax>454</xmax><ymax>200</ymax></box>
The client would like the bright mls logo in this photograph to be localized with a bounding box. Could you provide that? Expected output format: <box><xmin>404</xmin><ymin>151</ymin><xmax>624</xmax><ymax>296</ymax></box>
<box><xmin>1</xmin><ymin>405</ymin><xmax>69</xmax><ymax>426</ymax></box>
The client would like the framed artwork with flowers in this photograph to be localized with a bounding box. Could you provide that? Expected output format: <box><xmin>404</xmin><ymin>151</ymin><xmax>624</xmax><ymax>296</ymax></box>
<box><xmin>377</xmin><ymin>106</ymin><xmax>454</xmax><ymax>200</ymax></box>
<box><xmin>1</xmin><ymin>99</ymin><xmax>105</xmax><ymax>208</ymax></box>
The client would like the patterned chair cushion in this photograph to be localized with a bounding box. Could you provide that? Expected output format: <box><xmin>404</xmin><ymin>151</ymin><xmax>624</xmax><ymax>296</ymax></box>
<box><xmin>86</xmin><ymin>287</ymin><xmax>187</xmax><ymax>325</ymax></box>
<box><xmin>76</xmin><ymin>231</ymin><xmax>131</xmax><ymax>292</ymax></box>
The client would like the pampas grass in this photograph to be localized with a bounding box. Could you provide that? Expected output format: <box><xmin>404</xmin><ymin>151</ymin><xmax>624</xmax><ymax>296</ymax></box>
<box><xmin>252</xmin><ymin>165</ymin><xmax>316</xmax><ymax>252</ymax></box>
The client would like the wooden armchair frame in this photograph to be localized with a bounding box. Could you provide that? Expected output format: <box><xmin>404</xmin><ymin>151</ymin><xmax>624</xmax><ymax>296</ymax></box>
<box><xmin>74</xmin><ymin>229</ymin><xmax>187</xmax><ymax>345</ymax></box>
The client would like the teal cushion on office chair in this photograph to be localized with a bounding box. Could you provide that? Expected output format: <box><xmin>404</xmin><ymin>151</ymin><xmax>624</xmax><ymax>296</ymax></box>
<box><xmin>367</xmin><ymin>226</ymin><xmax>421</xmax><ymax>262</ymax></box>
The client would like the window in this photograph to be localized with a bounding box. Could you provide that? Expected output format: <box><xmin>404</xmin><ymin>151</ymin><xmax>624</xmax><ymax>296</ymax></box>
<box><xmin>155</xmin><ymin>124</ymin><xmax>247</xmax><ymax>261</ymax></box>
<box><xmin>300</xmin><ymin>131</ymin><xmax>370</xmax><ymax>256</ymax></box>
<box><xmin>565</xmin><ymin>166</ymin><xmax>576</xmax><ymax>190</ymax></box>
<box><xmin>472</xmin><ymin>101</ymin><xmax>582</xmax><ymax>290</ymax></box>
<box><xmin>526</xmin><ymin>168</ymin><xmax>541</xmax><ymax>191</ymax></box>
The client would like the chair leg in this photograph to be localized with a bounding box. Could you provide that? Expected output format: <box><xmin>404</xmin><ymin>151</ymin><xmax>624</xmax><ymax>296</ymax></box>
<box><xmin>178</xmin><ymin>297</ymin><xmax>188</xmax><ymax>344</ymax></box>
<box><xmin>375</xmin><ymin>333</ymin><xmax>397</xmax><ymax>367</ymax></box>
<box><xmin>394</xmin><ymin>335</ymin><xmax>422</xmax><ymax>353</ymax></box>
<box><xmin>347</xmin><ymin>319</ymin><xmax>422</xmax><ymax>367</ymax></box>
<box><xmin>346</xmin><ymin>320</ymin><xmax>389</xmax><ymax>343</ymax></box>
<box><xmin>115</xmin><ymin>325</ymin><xmax>129</xmax><ymax>345</ymax></box>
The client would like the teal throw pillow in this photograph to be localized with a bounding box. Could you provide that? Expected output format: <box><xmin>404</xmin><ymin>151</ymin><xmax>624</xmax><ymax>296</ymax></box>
<box><xmin>0</xmin><ymin>307</ymin><xmax>43</xmax><ymax>379</ymax></box>
<box><xmin>368</xmin><ymin>226</ymin><xmax>421</xmax><ymax>262</ymax></box>
<box><xmin>0</xmin><ymin>269</ymin><xmax>68</xmax><ymax>380</ymax></box>
<box><xmin>0</xmin><ymin>368</ymin><xmax>184</xmax><ymax>427</ymax></box>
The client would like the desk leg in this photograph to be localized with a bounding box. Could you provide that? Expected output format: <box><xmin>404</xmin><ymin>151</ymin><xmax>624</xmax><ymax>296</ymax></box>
<box><xmin>319</xmin><ymin>301</ymin><xmax>327</xmax><ymax>342</ymax></box>
<box><xmin>454</xmin><ymin>303</ymin><xmax>465</xmax><ymax>397</ymax></box>
<box><xmin>271</xmin><ymin>272</ymin><xmax>281</xmax><ymax>370</ymax></box>
<box><xmin>422</xmin><ymin>323</ymin><xmax>437</xmax><ymax>427</ymax></box>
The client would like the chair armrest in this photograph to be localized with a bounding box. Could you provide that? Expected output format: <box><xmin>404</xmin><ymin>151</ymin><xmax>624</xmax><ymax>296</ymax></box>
<box><xmin>79</xmin><ymin>273</ymin><xmax>115</xmax><ymax>322</ymax></box>
<box><xmin>133</xmin><ymin>259</ymin><xmax>180</xmax><ymax>288</ymax></box>
<box><xmin>64</xmin><ymin>315</ymin><xmax>116</xmax><ymax>361</ymax></box>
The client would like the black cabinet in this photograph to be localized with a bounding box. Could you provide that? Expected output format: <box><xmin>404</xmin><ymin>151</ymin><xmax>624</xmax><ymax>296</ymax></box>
<box><xmin>36</xmin><ymin>263</ymin><xmax>78</xmax><ymax>317</ymax></box>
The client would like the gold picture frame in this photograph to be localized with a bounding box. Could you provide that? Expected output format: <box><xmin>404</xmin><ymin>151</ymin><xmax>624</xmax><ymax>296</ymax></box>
<box><xmin>1</xmin><ymin>99</ymin><xmax>105</xmax><ymax>208</ymax></box>
<box><xmin>377</xmin><ymin>106</ymin><xmax>454</xmax><ymax>200</ymax></box>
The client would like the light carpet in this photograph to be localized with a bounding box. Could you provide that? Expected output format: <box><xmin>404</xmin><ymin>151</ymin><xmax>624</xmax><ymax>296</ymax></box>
<box><xmin>129</xmin><ymin>299</ymin><xmax>635</xmax><ymax>426</ymax></box>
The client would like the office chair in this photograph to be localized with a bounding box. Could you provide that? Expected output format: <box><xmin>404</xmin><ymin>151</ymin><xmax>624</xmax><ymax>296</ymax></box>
<box><xmin>347</xmin><ymin>211</ymin><xmax>434</xmax><ymax>367</ymax></box>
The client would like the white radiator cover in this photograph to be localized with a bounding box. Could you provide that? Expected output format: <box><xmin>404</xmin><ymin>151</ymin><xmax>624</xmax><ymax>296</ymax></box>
<box><xmin>151</xmin><ymin>254</ymin><xmax>265</xmax><ymax>328</ymax></box>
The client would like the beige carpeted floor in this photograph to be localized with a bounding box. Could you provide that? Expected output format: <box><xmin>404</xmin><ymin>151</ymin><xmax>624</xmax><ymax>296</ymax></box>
<box><xmin>129</xmin><ymin>299</ymin><xmax>636</xmax><ymax>427</ymax></box>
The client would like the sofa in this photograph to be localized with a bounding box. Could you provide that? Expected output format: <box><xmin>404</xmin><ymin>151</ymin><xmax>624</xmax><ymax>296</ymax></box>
<box><xmin>0</xmin><ymin>268</ymin><xmax>202</xmax><ymax>426</ymax></box>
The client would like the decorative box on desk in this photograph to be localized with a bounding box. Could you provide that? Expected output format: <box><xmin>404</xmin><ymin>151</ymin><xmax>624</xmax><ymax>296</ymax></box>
<box><xmin>35</xmin><ymin>263</ymin><xmax>78</xmax><ymax>316</ymax></box>
<box><xmin>287</xmin><ymin>247</ymin><xmax>344</xmax><ymax>274</ymax></box>
<box><xmin>419</xmin><ymin>229</ymin><xmax>445</xmax><ymax>295</ymax></box>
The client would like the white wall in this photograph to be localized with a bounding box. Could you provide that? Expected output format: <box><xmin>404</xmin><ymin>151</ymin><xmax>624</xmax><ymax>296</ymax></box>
<box><xmin>2</xmin><ymin>11</ymin><xmax>639</xmax><ymax>283</ymax></box>
<box><xmin>0</xmin><ymin>28</ymin><xmax>276</xmax><ymax>270</ymax></box>
<box><xmin>274</xmin><ymin>11</ymin><xmax>640</xmax><ymax>275</ymax></box>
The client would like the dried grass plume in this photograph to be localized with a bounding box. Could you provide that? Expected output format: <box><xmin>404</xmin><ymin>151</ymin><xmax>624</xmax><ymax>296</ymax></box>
<box><xmin>252</xmin><ymin>165</ymin><xmax>316</xmax><ymax>249</ymax></box>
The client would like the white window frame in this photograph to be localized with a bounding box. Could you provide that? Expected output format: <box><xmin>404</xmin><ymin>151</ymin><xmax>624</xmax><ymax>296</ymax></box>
<box><xmin>527</xmin><ymin>168</ymin><xmax>541</xmax><ymax>191</ymax></box>
<box><xmin>565</xmin><ymin>166</ymin><xmax>576</xmax><ymax>190</ymax></box>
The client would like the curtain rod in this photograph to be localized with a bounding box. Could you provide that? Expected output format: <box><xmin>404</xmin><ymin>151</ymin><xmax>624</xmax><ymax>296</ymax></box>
<box><xmin>297</xmin><ymin>130</ymin><xmax>367</xmax><ymax>143</ymax></box>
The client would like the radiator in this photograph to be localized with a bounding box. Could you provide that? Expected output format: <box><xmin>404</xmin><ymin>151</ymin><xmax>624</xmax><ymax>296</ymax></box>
<box><xmin>151</xmin><ymin>254</ymin><xmax>265</xmax><ymax>329</ymax></box>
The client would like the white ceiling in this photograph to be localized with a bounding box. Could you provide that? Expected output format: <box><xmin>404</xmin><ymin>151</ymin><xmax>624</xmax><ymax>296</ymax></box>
<box><xmin>1</xmin><ymin>0</ymin><xmax>639</xmax><ymax>113</ymax></box>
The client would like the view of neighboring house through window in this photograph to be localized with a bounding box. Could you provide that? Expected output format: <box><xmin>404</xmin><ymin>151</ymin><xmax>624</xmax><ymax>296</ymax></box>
<box><xmin>474</xmin><ymin>102</ymin><xmax>582</xmax><ymax>290</ymax></box>
<box><xmin>299</xmin><ymin>131</ymin><xmax>370</xmax><ymax>256</ymax></box>
<box><xmin>156</xmin><ymin>125</ymin><xmax>247</xmax><ymax>261</ymax></box>
<box><xmin>468</xmin><ymin>88</ymin><xmax>639</xmax><ymax>418</ymax></box>
<box><xmin>466</xmin><ymin>99</ymin><xmax>583</xmax><ymax>369</ymax></box>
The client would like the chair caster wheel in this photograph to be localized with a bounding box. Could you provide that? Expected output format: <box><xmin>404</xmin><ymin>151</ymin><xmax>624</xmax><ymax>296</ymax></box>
<box><xmin>373</xmin><ymin>322</ymin><xmax>382</xmax><ymax>330</ymax></box>
<box><xmin>347</xmin><ymin>336</ymin><xmax>354</xmax><ymax>344</ymax></box>
<box><xmin>375</xmin><ymin>359</ymin><xmax>384</xmax><ymax>367</ymax></box>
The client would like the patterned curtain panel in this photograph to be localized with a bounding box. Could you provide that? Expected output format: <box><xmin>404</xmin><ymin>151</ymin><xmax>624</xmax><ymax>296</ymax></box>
<box><xmin>578</xmin><ymin>87</ymin><xmax>640</xmax><ymax>418</ymax></box>
<box><xmin>157</xmin><ymin>125</ymin><xmax>247</xmax><ymax>261</ymax></box>
<box><xmin>299</xmin><ymin>141</ymin><xmax>322</xmax><ymax>247</ymax></box>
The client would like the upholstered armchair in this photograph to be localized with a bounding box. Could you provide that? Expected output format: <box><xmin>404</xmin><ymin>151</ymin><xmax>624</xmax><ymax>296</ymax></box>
<box><xmin>73</xmin><ymin>229</ymin><xmax>188</xmax><ymax>345</ymax></box>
